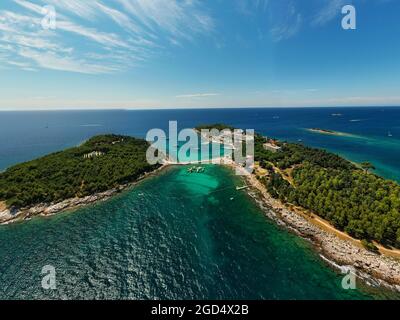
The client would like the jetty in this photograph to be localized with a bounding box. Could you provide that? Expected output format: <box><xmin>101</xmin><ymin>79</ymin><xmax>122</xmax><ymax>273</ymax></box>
<box><xmin>187</xmin><ymin>166</ymin><xmax>205</xmax><ymax>173</ymax></box>
<box><xmin>162</xmin><ymin>156</ymin><xmax>229</xmax><ymax>166</ymax></box>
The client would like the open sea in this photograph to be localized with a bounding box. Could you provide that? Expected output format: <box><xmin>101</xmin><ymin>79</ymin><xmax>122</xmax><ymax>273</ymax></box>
<box><xmin>0</xmin><ymin>107</ymin><xmax>399</xmax><ymax>299</ymax></box>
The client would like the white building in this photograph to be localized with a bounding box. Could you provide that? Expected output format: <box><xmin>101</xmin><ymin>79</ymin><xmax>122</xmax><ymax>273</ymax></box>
<box><xmin>263</xmin><ymin>142</ymin><xmax>281</xmax><ymax>153</ymax></box>
<box><xmin>83</xmin><ymin>151</ymin><xmax>104</xmax><ymax>159</ymax></box>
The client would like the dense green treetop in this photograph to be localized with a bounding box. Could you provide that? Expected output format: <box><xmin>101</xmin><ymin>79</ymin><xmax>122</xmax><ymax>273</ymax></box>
<box><xmin>195</xmin><ymin>124</ymin><xmax>237</xmax><ymax>132</ymax></box>
<box><xmin>0</xmin><ymin>135</ymin><xmax>159</xmax><ymax>209</ymax></box>
<box><xmin>253</xmin><ymin>133</ymin><xmax>400</xmax><ymax>249</ymax></box>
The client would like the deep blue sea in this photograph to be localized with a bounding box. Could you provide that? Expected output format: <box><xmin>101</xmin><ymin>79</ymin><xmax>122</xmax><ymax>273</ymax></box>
<box><xmin>1</xmin><ymin>107</ymin><xmax>399</xmax><ymax>181</ymax></box>
<box><xmin>0</xmin><ymin>107</ymin><xmax>399</xmax><ymax>300</ymax></box>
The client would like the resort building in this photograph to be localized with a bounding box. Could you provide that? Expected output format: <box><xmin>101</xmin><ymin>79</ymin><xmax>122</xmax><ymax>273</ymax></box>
<box><xmin>83</xmin><ymin>151</ymin><xmax>104</xmax><ymax>159</ymax></box>
<box><xmin>263</xmin><ymin>141</ymin><xmax>281</xmax><ymax>153</ymax></box>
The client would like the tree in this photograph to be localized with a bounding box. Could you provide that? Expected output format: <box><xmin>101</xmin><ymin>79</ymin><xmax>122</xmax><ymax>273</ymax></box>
<box><xmin>0</xmin><ymin>135</ymin><xmax>160</xmax><ymax>209</ymax></box>
<box><xmin>251</xmin><ymin>131</ymin><xmax>400</xmax><ymax>248</ymax></box>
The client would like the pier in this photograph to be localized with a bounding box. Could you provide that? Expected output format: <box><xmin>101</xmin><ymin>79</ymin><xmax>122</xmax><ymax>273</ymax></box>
<box><xmin>187</xmin><ymin>166</ymin><xmax>205</xmax><ymax>173</ymax></box>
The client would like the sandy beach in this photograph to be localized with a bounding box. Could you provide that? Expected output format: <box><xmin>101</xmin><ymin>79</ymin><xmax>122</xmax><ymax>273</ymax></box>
<box><xmin>306</xmin><ymin>128</ymin><xmax>359</xmax><ymax>138</ymax></box>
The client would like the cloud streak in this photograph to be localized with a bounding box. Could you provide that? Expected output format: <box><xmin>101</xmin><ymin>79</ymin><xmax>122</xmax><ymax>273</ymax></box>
<box><xmin>0</xmin><ymin>0</ymin><xmax>214</xmax><ymax>74</ymax></box>
<box><xmin>18</xmin><ymin>47</ymin><xmax>118</xmax><ymax>74</ymax></box>
<box><xmin>269</xmin><ymin>2</ymin><xmax>302</xmax><ymax>41</ymax></box>
<box><xmin>312</xmin><ymin>0</ymin><xmax>349</xmax><ymax>26</ymax></box>
<box><xmin>176</xmin><ymin>93</ymin><xmax>220</xmax><ymax>99</ymax></box>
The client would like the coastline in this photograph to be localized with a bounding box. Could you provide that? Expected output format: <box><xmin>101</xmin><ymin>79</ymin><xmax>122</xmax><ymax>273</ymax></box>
<box><xmin>306</xmin><ymin>128</ymin><xmax>358</xmax><ymax>138</ymax></box>
<box><xmin>0</xmin><ymin>164</ymin><xmax>168</xmax><ymax>225</ymax></box>
<box><xmin>2</xmin><ymin>154</ymin><xmax>400</xmax><ymax>292</ymax></box>
<box><xmin>232</xmin><ymin>163</ymin><xmax>400</xmax><ymax>291</ymax></box>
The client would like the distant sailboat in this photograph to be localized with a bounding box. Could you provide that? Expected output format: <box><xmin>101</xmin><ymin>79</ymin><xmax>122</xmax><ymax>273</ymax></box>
<box><xmin>388</xmin><ymin>131</ymin><xmax>393</xmax><ymax>137</ymax></box>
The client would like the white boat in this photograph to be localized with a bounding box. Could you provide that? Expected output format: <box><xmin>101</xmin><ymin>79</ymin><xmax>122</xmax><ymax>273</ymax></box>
<box><xmin>388</xmin><ymin>131</ymin><xmax>393</xmax><ymax>137</ymax></box>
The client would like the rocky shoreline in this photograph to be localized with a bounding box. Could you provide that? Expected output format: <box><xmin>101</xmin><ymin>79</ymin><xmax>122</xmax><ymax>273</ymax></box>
<box><xmin>241</xmin><ymin>171</ymin><xmax>400</xmax><ymax>292</ymax></box>
<box><xmin>0</xmin><ymin>189</ymin><xmax>120</xmax><ymax>224</ymax></box>
<box><xmin>2</xmin><ymin>160</ymin><xmax>400</xmax><ymax>292</ymax></box>
<box><xmin>0</xmin><ymin>164</ymin><xmax>168</xmax><ymax>225</ymax></box>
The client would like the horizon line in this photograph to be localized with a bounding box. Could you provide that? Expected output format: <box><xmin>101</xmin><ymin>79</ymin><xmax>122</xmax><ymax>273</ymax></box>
<box><xmin>1</xmin><ymin>105</ymin><xmax>400</xmax><ymax>112</ymax></box>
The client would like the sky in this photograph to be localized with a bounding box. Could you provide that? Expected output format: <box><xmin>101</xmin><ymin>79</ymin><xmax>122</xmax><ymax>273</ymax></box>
<box><xmin>0</xmin><ymin>0</ymin><xmax>400</xmax><ymax>110</ymax></box>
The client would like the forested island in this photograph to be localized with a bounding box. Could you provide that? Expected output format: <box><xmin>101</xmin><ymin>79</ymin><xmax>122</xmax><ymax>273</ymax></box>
<box><xmin>256</xmin><ymin>134</ymin><xmax>400</xmax><ymax>249</ymax></box>
<box><xmin>196</xmin><ymin>124</ymin><xmax>400</xmax><ymax>250</ymax></box>
<box><xmin>0</xmin><ymin>135</ymin><xmax>160</xmax><ymax>217</ymax></box>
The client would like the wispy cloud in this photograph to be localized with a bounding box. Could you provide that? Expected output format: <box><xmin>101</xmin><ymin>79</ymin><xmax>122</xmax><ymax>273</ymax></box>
<box><xmin>176</xmin><ymin>93</ymin><xmax>220</xmax><ymax>99</ymax></box>
<box><xmin>35</xmin><ymin>0</ymin><xmax>100</xmax><ymax>20</ymax></box>
<box><xmin>235</xmin><ymin>0</ymin><xmax>270</xmax><ymax>15</ymax></box>
<box><xmin>233</xmin><ymin>0</ymin><xmax>302</xmax><ymax>42</ymax></box>
<box><xmin>270</xmin><ymin>2</ymin><xmax>302</xmax><ymax>41</ymax></box>
<box><xmin>95</xmin><ymin>2</ymin><xmax>146</xmax><ymax>36</ymax></box>
<box><xmin>57</xmin><ymin>20</ymin><xmax>129</xmax><ymax>48</ymax></box>
<box><xmin>0</xmin><ymin>0</ymin><xmax>214</xmax><ymax>74</ymax></box>
<box><xmin>18</xmin><ymin>47</ymin><xmax>118</xmax><ymax>74</ymax></box>
<box><xmin>13</xmin><ymin>0</ymin><xmax>43</xmax><ymax>14</ymax></box>
<box><xmin>117</xmin><ymin>0</ymin><xmax>214</xmax><ymax>40</ymax></box>
<box><xmin>312</xmin><ymin>0</ymin><xmax>349</xmax><ymax>26</ymax></box>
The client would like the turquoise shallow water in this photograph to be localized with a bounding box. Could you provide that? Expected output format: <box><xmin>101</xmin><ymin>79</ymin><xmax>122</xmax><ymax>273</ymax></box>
<box><xmin>0</xmin><ymin>166</ymin><xmax>398</xmax><ymax>299</ymax></box>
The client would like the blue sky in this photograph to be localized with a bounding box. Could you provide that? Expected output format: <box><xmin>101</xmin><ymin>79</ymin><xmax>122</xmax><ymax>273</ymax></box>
<box><xmin>0</xmin><ymin>0</ymin><xmax>399</xmax><ymax>110</ymax></box>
